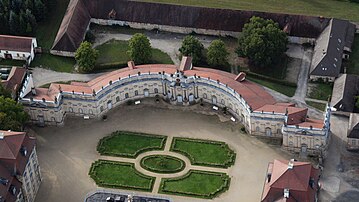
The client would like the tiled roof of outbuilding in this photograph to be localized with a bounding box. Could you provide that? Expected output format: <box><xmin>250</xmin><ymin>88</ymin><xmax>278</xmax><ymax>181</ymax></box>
<box><xmin>0</xmin><ymin>35</ymin><xmax>34</xmax><ymax>53</ymax></box>
<box><xmin>52</xmin><ymin>0</ymin><xmax>330</xmax><ymax>53</ymax></box>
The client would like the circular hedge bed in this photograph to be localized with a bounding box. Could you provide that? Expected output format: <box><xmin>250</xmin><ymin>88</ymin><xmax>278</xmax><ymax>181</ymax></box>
<box><xmin>140</xmin><ymin>155</ymin><xmax>186</xmax><ymax>174</ymax></box>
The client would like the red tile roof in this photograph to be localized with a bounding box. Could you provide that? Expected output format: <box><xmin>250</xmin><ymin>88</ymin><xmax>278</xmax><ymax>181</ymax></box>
<box><xmin>27</xmin><ymin>64</ymin><xmax>277</xmax><ymax>110</ymax></box>
<box><xmin>261</xmin><ymin>159</ymin><xmax>320</xmax><ymax>202</ymax></box>
<box><xmin>0</xmin><ymin>35</ymin><xmax>34</xmax><ymax>52</ymax></box>
<box><xmin>1</xmin><ymin>67</ymin><xmax>27</xmax><ymax>97</ymax></box>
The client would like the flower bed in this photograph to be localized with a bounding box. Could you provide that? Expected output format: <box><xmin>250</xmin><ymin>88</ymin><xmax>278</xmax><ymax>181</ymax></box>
<box><xmin>97</xmin><ymin>131</ymin><xmax>167</xmax><ymax>158</ymax></box>
<box><xmin>140</xmin><ymin>155</ymin><xmax>186</xmax><ymax>174</ymax></box>
<box><xmin>170</xmin><ymin>137</ymin><xmax>236</xmax><ymax>168</ymax></box>
<box><xmin>89</xmin><ymin>160</ymin><xmax>155</xmax><ymax>192</ymax></box>
<box><xmin>159</xmin><ymin>170</ymin><xmax>231</xmax><ymax>199</ymax></box>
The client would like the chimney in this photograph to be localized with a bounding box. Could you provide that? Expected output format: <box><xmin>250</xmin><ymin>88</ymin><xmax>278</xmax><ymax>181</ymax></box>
<box><xmin>31</xmin><ymin>87</ymin><xmax>36</xmax><ymax>95</ymax></box>
<box><xmin>235</xmin><ymin>72</ymin><xmax>246</xmax><ymax>82</ymax></box>
<box><xmin>284</xmin><ymin>188</ymin><xmax>290</xmax><ymax>198</ymax></box>
<box><xmin>288</xmin><ymin>159</ymin><xmax>294</xmax><ymax>169</ymax></box>
<box><xmin>179</xmin><ymin>56</ymin><xmax>193</xmax><ymax>71</ymax></box>
<box><xmin>128</xmin><ymin>61</ymin><xmax>135</xmax><ymax>70</ymax></box>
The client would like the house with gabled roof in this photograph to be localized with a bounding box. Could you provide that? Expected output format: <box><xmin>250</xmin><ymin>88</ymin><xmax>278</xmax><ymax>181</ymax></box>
<box><xmin>0</xmin><ymin>35</ymin><xmax>37</xmax><ymax>65</ymax></box>
<box><xmin>310</xmin><ymin>19</ymin><xmax>356</xmax><ymax>82</ymax></box>
<box><xmin>0</xmin><ymin>130</ymin><xmax>41</xmax><ymax>202</ymax></box>
<box><xmin>261</xmin><ymin>159</ymin><xmax>320</xmax><ymax>202</ymax></box>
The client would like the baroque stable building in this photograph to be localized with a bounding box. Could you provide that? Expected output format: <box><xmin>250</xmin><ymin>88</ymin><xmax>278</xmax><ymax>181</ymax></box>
<box><xmin>18</xmin><ymin>57</ymin><xmax>331</xmax><ymax>157</ymax></box>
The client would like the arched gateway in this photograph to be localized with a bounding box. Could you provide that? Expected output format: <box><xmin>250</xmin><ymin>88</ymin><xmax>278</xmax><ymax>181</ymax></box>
<box><xmin>19</xmin><ymin>57</ymin><xmax>331</xmax><ymax>156</ymax></box>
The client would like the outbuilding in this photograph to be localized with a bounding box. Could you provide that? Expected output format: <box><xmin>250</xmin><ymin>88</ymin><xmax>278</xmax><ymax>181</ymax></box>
<box><xmin>0</xmin><ymin>35</ymin><xmax>37</xmax><ymax>65</ymax></box>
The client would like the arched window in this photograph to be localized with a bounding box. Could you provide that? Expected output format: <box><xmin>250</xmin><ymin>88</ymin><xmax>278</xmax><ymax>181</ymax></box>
<box><xmin>79</xmin><ymin>108</ymin><xmax>83</xmax><ymax>114</ymax></box>
<box><xmin>203</xmin><ymin>93</ymin><xmax>207</xmax><ymax>99</ymax></box>
<box><xmin>256</xmin><ymin>126</ymin><xmax>260</xmax><ymax>132</ymax></box>
<box><xmin>89</xmin><ymin>109</ymin><xmax>93</xmax><ymax>114</ymax></box>
<box><xmin>221</xmin><ymin>99</ymin><xmax>225</xmax><ymax>105</ymax></box>
<box><xmin>116</xmin><ymin>96</ymin><xmax>120</xmax><ymax>102</ymax></box>
<box><xmin>265</xmin><ymin>127</ymin><xmax>272</xmax><ymax>136</ymax></box>
<box><xmin>51</xmin><ymin>117</ymin><xmax>56</xmax><ymax>122</ymax></box>
<box><xmin>135</xmin><ymin>90</ymin><xmax>138</xmax><ymax>96</ymax></box>
<box><xmin>69</xmin><ymin>107</ymin><xmax>73</xmax><ymax>113</ymax></box>
<box><xmin>100</xmin><ymin>106</ymin><xmax>104</xmax><ymax>112</ymax></box>
<box><xmin>154</xmin><ymin>88</ymin><xmax>159</xmax><ymax>94</ymax></box>
<box><xmin>125</xmin><ymin>93</ymin><xmax>129</xmax><ymax>99</ymax></box>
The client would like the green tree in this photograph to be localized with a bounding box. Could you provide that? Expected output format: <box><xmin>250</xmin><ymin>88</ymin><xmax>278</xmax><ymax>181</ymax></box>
<box><xmin>0</xmin><ymin>96</ymin><xmax>29</xmax><ymax>131</ymax></box>
<box><xmin>127</xmin><ymin>33</ymin><xmax>152</xmax><ymax>64</ymax></box>
<box><xmin>0</xmin><ymin>84</ymin><xmax>11</xmax><ymax>98</ymax></box>
<box><xmin>9</xmin><ymin>10</ymin><xmax>20</xmax><ymax>33</ymax></box>
<box><xmin>207</xmin><ymin>39</ymin><xmax>229</xmax><ymax>68</ymax></box>
<box><xmin>236</xmin><ymin>16</ymin><xmax>288</xmax><ymax>68</ymax></box>
<box><xmin>75</xmin><ymin>41</ymin><xmax>99</xmax><ymax>73</ymax></box>
<box><xmin>179</xmin><ymin>36</ymin><xmax>204</xmax><ymax>65</ymax></box>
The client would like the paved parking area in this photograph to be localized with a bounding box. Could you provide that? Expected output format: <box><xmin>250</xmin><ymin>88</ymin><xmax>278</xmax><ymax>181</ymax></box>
<box><xmin>33</xmin><ymin>103</ymin><xmax>290</xmax><ymax>202</ymax></box>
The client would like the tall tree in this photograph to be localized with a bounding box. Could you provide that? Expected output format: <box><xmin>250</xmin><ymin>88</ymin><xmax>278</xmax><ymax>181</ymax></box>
<box><xmin>75</xmin><ymin>41</ymin><xmax>99</xmax><ymax>73</ymax></box>
<box><xmin>0</xmin><ymin>96</ymin><xmax>29</xmax><ymax>131</ymax></box>
<box><xmin>127</xmin><ymin>33</ymin><xmax>152</xmax><ymax>64</ymax></box>
<box><xmin>207</xmin><ymin>39</ymin><xmax>229</xmax><ymax>68</ymax></box>
<box><xmin>236</xmin><ymin>16</ymin><xmax>288</xmax><ymax>68</ymax></box>
<box><xmin>9</xmin><ymin>10</ymin><xmax>20</xmax><ymax>33</ymax></box>
<box><xmin>179</xmin><ymin>36</ymin><xmax>204</xmax><ymax>65</ymax></box>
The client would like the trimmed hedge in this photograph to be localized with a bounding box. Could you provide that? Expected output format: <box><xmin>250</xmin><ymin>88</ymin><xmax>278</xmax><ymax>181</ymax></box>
<box><xmin>97</xmin><ymin>131</ymin><xmax>167</xmax><ymax>158</ymax></box>
<box><xmin>170</xmin><ymin>137</ymin><xmax>236</xmax><ymax>168</ymax></box>
<box><xmin>140</xmin><ymin>155</ymin><xmax>186</xmax><ymax>174</ymax></box>
<box><xmin>89</xmin><ymin>160</ymin><xmax>155</xmax><ymax>192</ymax></box>
<box><xmin>159</xmin><ymin>170</ymin><xmax>231</xmax><ymax>199</ymax></box>
<box><xmin>243</xmin><ymin>70</ymin><xmax>297</xmax><ymax>87</ymax></box>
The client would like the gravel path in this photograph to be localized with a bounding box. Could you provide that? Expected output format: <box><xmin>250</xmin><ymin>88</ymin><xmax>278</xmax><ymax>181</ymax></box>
<box><xmin>93</xmin><ymin>32</ymin><xmax>217</xmax><ymax>66</ymax></box>
<box><xmin>31</xmin><ymin>68</ymin><xmax>104</xmax><ymax>87</ymax></box>
<box><xmin>33</xmin><ymin>101</ymin><xmax>290</xmax><ymax>202</ymax></box>
<box><xmin>292</xmin><ymin>48</ymin><xmax>313</xmax><ymax>101</ymax></box>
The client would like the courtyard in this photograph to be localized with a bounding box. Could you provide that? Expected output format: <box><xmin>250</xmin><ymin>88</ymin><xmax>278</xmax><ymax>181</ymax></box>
<box><xmin>32</xmin><ymin>101</ymin><xmax>290</xmax><ymax>202</ymax></box>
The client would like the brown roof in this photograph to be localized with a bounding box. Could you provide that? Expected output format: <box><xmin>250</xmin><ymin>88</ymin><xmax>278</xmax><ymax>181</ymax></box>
<box><xmin>0</xmin><ymin>35</ymin><xmax>34</xmax><ymax>52</ymax></box>
<box><xmin>261</xmin><ymin>159</ymin><xmax>320</xmax><ymax>202</ymax></box>
<box><xmin>0</xmin><ymin>130</ymin><xmax>36</xmax><ymax>175</ymax></box>
<box><xmin>1</xmin><ymin>67</ymin><xmax>27</xmax><ymax>98</ymax></box>
<box><xmin>52</xmin><ymin>0</ymin><xmax>329</xmax><ymax>53</ymax></box>
<box><xmin>51</xmin><ymin>0</ymin><xmax>91</xmax><ymax>52</ymax></box>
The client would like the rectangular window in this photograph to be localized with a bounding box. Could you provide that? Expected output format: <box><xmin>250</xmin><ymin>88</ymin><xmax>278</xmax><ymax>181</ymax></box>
<box><xmin>352</xmin><ymin>139</ymin><xmax>356</xmax><ymax>146</ymax></box>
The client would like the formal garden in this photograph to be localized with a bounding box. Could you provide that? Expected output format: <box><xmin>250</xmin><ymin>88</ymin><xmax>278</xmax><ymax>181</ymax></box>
<box><xmin>90</xmin><ymin>131</ymin><xmax>236</xmax><ymax>199</ymax></box>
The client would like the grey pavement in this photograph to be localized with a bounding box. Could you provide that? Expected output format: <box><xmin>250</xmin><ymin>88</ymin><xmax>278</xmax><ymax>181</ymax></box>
<box><xmin>31</xmin><ymin>67</ymin><xmax>104</xmax><ymax>87</ymax></box>
<box><xmin>33</xmin><ymin>102</ymin><xmax>290</xmax><ymax>202</ymax></box>
<box><xmin>292</xmin><ymin>48</ymin><xmax>313</xmax><ymax>101</ymax></box>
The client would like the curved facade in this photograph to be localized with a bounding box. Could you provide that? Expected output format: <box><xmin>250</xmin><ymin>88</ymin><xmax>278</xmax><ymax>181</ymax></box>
<box><xmin>19</xmin><ymin>59</ymin><xmax>330</xmax><ymax>156</ymax></box>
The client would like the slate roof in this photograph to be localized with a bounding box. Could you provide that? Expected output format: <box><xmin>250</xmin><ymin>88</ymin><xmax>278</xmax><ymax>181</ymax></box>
<box><xmin>261</xmin><ymin>159</ymin><xmax>320</xmax><ymax>202</ymax></box>
<box><xmin>348</xmin><ymin>113</ymin><xmax>359</xmax><ymax>139</ymax></box>
<box><xmin>52</xmin><ymin>0</ymin><xmax>330</xmax><ymax>53</ymax></box>
<box><xmin>0</xmin><ymin>35</ymin><xmax>34</xmax><ymax>53</ymax></box>
<box><xmin>310</xmin><ymin>19</ymin><xmax>356</xmax><ymax>78</ymax></box>
<box><xmin>331</xmin><ymin>74</ymin><xmax>359</xmax><ymax>112</ymax></box>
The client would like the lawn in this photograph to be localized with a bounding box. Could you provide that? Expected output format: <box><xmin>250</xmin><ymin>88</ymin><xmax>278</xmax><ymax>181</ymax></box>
<box><xmin>140</xmin><ymin>155</ymin><xmax>185</xmax><ymax>173</ymax></box>
<box><xmin>170</xmin><ymin>137</ymin><xmax>236</xmax><ymax>168</ymax></box>
<box><xmin>143</xmin><ymin>0</ymin><xmax>359</xmax><ymax>22</ymax></box>
<box><xmin>347</xmin><ymin>34</ymin><xmax>359</xmax><ymax>75</ymax></box>
<box><xmin>36</xmin><ymin>0</ymin><xmax>70</xmax><ymax>50</ymax></box>
<box><xmin>248</xmin><ymin>56</ymin><xmax>289</xmax><ymax>80</ymax></box>
<box><xmin>160</xmin><ymin>170</ymin><xmax>230</xmax><ymax>199</ymax></box>
<box><xmin>30</xmin><ymin>53</ymin><xmax>76</xmax><ymax>72</ymax></box>
<box><xmin>97</xmin><ymin>131</ymin><xmax>167</xmax><ymax>158</ymax></box>
<box><xmin>95</xmin><ymin>39</ymin><xmax>173</xmax><ymax>71</ymax></box>
<box><xmin>308</xmin><ymin>82</ymin><xmax>333</xmax><ymax>101</ymax></box>
<box><xmin>246</xmin><ymin>76</ymin><xmax>296</xmax><ymax>97</ymax></box>
<box><xmin>89</xmin><ymin>160</ymin><xmax>155</xmax><ymax>191</ymax></box>
<box><xmin>306</xmin><ymin>101</ymin><xmax>327</xmax><ymax>112</ymax></box>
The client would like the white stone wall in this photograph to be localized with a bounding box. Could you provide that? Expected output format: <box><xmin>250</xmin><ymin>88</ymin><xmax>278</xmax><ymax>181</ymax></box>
<box><xmin>21</xmin><ymin>148</ymin><xmax>41</xmax><ymax>202</ymax></box>
<box><xmin>347</xmin><ymin>138</ymin><xmax>359</xmax><ymax>150</ymax></box>
<box><xmin>309</xmin><ymin>75</ymin><xmax>336</xmax><ymax>82</ymax></box>
<box><xmin>0</xmin><ymin>38</ymin><xmax>37</xmax><ymax>64</ymax></box>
